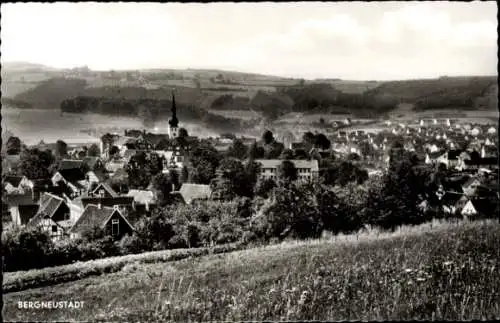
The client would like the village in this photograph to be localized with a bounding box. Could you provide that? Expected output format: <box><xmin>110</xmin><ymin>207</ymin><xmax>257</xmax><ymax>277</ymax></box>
<box><xmin>2</xmin><ymin>92</ymin><xmax>498</xmax><ymax>244</ymax></box>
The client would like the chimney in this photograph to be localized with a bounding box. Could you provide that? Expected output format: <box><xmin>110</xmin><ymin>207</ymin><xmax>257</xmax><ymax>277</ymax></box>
<box><xmin>113</xmin><ymin>205</ymin><xmax>120</xmax><ymax>211</ymax></box>
<box><xmin>145</xmin><ymin>201</ymin><xmax>149</xmax><ymax>212</ymax></box>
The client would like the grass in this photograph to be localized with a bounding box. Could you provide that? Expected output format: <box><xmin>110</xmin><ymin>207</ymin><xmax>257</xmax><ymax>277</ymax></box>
<box><xmin>2</xmin><ymin>242</ymin><xmax>245</xmax><ymax>294</ymax></box>
<box><xmin>3</xmin><ymin>219</ymin><xmax>499</xmax><ymax>321</ymax></box>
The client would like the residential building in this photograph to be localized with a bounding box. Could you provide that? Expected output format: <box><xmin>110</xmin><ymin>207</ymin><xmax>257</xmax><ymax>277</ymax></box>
<box><xmin>254</xmin><ymin>159</ymin><xmax>319</xmax><ymax>182</ymax></box>
<box><xmin>69</xmin><ymin>204</ymin><xmax>134</xmax><ymax>240</ymax></box>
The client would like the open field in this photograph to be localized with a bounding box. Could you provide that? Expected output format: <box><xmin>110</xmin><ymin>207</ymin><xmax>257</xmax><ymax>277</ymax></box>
<box><xmin>3</xmin><ymin>219</ymin><xmax>499</xmax><ymax>321</ymax></box>
<box><xmin>209</xmin><ymin>109</ymin><xmax>262</xmax><ymax>120</ymax></box>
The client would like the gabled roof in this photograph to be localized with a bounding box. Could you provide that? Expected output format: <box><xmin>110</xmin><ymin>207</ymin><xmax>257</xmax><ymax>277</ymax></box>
<box><xmin>427</xmin><ymin>151</ymin><xmax>446</xmax><ymax>159</ymax></box>
<box><xmin>91</xmin><ymin>182</ymin><xmax>119</xmax><ymax>197</ymax></box>
<box><xmin>178</xmin><ymin>183</ymin><xmax>212</xmax><ymax>204</ymax></box>
<box><xmin>59</xmin><ymin>159</ymin><xmax>84</xmax><ymax>170</ymax></box>
<box><xmin>69</xmin><ymin>204</ymin><xmax>133</xmax><ymax>234</ymax></box>
<box><xmin>126</xmin><ymin>189</ymin><xmax>157</xmax><ymax>204</ymax></box>
<box><xmin>3</xmin><ymin>175</ymin><xmax>26</xmax><ymax>188</ymax></box>
<box><xmin>57</xmin><ymin>168</ymin><xmax>87</xmax><ymax>183</ymax></box>
<box><xmin>28</xmin><ymin>193</ymin><xmax>66</xmax><ymax>227</ymax></box>
<box><xmin>17</xmin><ymin>205</ymin><xmax>40</xmax><ymax>225</ymax></box>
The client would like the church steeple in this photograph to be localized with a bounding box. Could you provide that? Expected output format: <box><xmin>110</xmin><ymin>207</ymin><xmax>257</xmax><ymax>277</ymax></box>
<box><xmin>169</xmin><ymin>91</ymin><xmax>179</xmax><ymax>128</ymax></box>
<box><xmin>168</xmin><ymin>91</ymin><xmax>179</xmax><ymax>138</ymax></box>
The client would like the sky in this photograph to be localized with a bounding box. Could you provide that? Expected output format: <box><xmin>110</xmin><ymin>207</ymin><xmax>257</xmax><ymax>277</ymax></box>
<box><xmin>1</xmin><ymin>2</ymin><xmax>497</xmax><ymax>80</ymax></box>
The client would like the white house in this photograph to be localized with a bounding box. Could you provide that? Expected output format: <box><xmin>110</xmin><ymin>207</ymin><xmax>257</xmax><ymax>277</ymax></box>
<box><xmin>3</xmin><ymin>176</ymin><xmax>34</xmax><ymax>195</ymax></box>
<box><xmin>254</xmin><ymin>159</ymin><xmax>319</xmax><ymax>182</ymax></box>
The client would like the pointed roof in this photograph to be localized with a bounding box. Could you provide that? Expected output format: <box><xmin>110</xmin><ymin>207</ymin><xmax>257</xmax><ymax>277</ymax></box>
<box><xmin>169</xmin><ymin>92</ymin><xmax>179</xmax><ymax>128</ymax></box>
<box><xmin>69</xmin><ymin>204</ymin><xmax>133</xmax><ymax>234</ymax></box>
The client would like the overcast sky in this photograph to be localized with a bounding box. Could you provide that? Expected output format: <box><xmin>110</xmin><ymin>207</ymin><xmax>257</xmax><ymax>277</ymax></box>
<box><xmin>1</xmin><ymin>2</ymin><xmax>497</xmax><ymax>80</ymax></box>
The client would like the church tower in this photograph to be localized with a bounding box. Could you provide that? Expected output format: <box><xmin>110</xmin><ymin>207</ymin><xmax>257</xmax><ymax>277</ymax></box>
<box><xmin>168</xmin><ymin>91</ymin><xmax>179</xmax><ymax>138</ymax></box>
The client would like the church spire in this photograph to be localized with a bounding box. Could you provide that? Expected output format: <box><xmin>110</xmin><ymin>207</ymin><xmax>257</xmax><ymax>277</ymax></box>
<box><xmin>169</xmin><ymin>91</ymin><xmax>179</xmax><ymax>128</ymax></box>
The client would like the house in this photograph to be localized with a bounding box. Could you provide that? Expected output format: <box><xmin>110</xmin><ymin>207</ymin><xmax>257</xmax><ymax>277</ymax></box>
<box><xmin>51</xmin><ymin>168</ymin><xmax>88</xmax><ymax>198</ymax></box>
<box><xmin>461</xmin><ymin>199</ymin><xmax>494</xmax><ymax>219</ymax></box>
<box><xmin>89</xmin><ymin>182</ymin><xmax>119</xmax><ymax>198</ymax></box>
<box><xmin>126</xmin><ymin>189</ymin><xmax>157</xmax><ymax>211</ymax></box>
<box><xmin>254</xmin><ymin>159</ymin><xmax>319</xmax><ymax>182</ymax></box>
<box><xmin>481</xmin><ymin>145</ymin><xmax>498</xmax><ymax>159</ymax></box>
<box><xmin>3</xmin><ymin>175</ymin><xmax>34</xmax><ymax>194</ymax></box>
<box><xmin>425</xmin><ymin>151</ymin><xmax>446</xmax><ymax>165</ymax></box>
<box><xmin>85</xmin><ymin>169</ymin><xmax>107</xmax><ymax>187</ymax></box>
<box><xmin>2</xmin><ymin>192</ymin><xmax>39</xmax><ymax>228</ymax></box>
<box><xmin>462</xmin><ymin>177</ymin><xmax>483</xmax><ymax>196</ymax></box>
<box><xmin>156</xmin><ymin>149</ymin><xmax>185</xmax><ymax>171</ymax></box>
<box><xmin>27</xmin><ymin>193</ymin><xmax>75</xmax><ymax>241</ymax></box>
<box><xmin>69</xmin><ymin>204</ymin><xmax>134</xmax><ymax>240</ymax></box>
<box><xmin>178</xmin><ymin>183</ymin><xmax>213</xmax><ymax>204</ymax></box>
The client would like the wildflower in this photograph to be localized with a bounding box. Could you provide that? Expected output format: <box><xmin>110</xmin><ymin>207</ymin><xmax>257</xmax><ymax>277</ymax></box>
<box><xmin>405</xmin><ymin>268</ymin><xmax>413</xmax><ymax>273</ymax></box>
<box><xmin>416</xmin><ymin>277</ymin><xmax>426</xmax><ymax>282</ymax></box>
<box><xmin>443</xmin><ymin>261</ymin><xmax>453</xmax><ymax>266</ymax></box>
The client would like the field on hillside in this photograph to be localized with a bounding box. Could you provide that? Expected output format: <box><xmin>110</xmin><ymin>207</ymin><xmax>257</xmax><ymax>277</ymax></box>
<box><xmin>3</xmin><ymin>219</ymin><xmax>499</xmax><ymax>322</ymax></box>
<box><xmin>209</xmin><ymin>109</ymin><xmax>262</xmax><ymax>120</ymax></box>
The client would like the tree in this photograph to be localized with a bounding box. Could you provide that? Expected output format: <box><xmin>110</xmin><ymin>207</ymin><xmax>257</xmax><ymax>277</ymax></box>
<box><xmin>264</xmin><ymin>142</ymin><xmax>284</xmax><ymax>159</ymax></box>
<box><xmin>55</xmin><ymin>140</ymin><xmax>68</xmax><ymax>158</ymax></box>
<box><xmin>253</xmin><ymin>183</ymin><xmax>322</xmax><ymax>241</ymax></box>
<box><xmin>302</xmin><ymin>132</ymin><xmax>315</xmax><ymax>145</ymax></box>
<box><xmin>181</xmin><ymin>165</ymin><xmax>189</xmax><ymax>183</ymax></box>
<box><xmin>87</xmin><ymin>144</ymin><xmax>100</xmax><ymax>157</ymax></box>
<box><xmin>18</xmin><ymin>148</ymin><xmax>55</xmax><ymax>179</ymax></box>
<box><xmin>226</xmin><ymin>139</ymin><xmax>248</xmax><ymax>160</ymax></box>
<box><xmin>109</xmin><ymin>146</ymin><xmax>119</xmax><ymax>157</ymax></box>
<box><xmin>278</xmin><ymin>160</ymin><xmax>298</xmax><ymax>184</ymax></box>
<box><xmin>262</xmin><ymin>130</ymin><xmax>275</xmax><ymax>145</ymax></box>
<box><xmin>314</xmin><ymin>133</ymin><xmax>331</xmax><ymax>150</ymax></box>
<box><xmin>178</xmin><ymin>128</ymin><xmax>189</xmax><ymax>139</ymax></box>
<box><xmin>150</xmin><ymin>173</ymin><xmax>178</xmax><ymax>206</ymax></box>
<box><xmin>126</xmin><ymin>152</ymin><xmax>163</xmax><ymax>189</ymax></box>
<box><xmin>211</xmin><ymin>158</ymin><xmax>254</xmax><ymax>199</ymax></box>
<box><xmin>188</xmin><ymin>141</ymin><xmax>221</xmax><ymax>185</ymax></box>
<box><xmin>280</xmin><ymin>149</ymin><xmax>294</xmax><ymax>160</ymax></box>
<box><xmin>6</xmin><ymin>136</ymin><xmax>22</xmax><ymax>155</ymax></box>
<box><xmin>255</xmin><ymin>178</ymin><xmax>277</xmax><ymax>198</ymax></box>
<box><xmin>248</xmin><ymin>142</ymin><xmax>265</xmax><ymax>159</ymax></box>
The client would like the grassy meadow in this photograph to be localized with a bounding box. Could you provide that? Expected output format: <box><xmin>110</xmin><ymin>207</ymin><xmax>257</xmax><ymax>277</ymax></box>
<box><xmin>3</xmin><ymin>219</ymin><xmax>499</xmax><ymax>322</ymax></box>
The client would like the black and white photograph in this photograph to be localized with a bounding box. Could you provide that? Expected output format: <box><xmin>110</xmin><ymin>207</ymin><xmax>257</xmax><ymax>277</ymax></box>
<box><xmin>1</xmin><ymin>1</ymin><xmax>499</xmax><ymax>321</ymax></box>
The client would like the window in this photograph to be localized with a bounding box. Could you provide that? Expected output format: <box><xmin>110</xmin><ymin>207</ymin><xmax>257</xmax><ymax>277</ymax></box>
<box><xmin>52</xmin><ymin>225</ymin><xmax>58</xmax><ymax>233</ymax></box>
<box><xmin>177</xmin><ymin>156</ymin><xmax>183</xmax><ymax>162</ymax></box>
<box><xmin>99</xmin><ymin>189</ymin><xmax>105</xmax><ymax>197</ymax></box>
<box><xmin>112</xmin><ymin>219</ymin><xmax>120</xmax><ymax>236</ymax></box>
<box><xmin>64</xmin><ymin>213</ymin><xmax>70</xmax><ymax>220</ymax></box>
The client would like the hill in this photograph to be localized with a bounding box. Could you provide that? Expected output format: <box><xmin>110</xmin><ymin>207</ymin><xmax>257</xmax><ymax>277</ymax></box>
<box><xmin>3</xmin><ymin>62</ymin><xmax>497</xmax><ymax>120</ymax></box>
<box><xmin>3</xmin><ymin>219</ymin><xmax>499</xmax><ymax>321</ymax></box>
